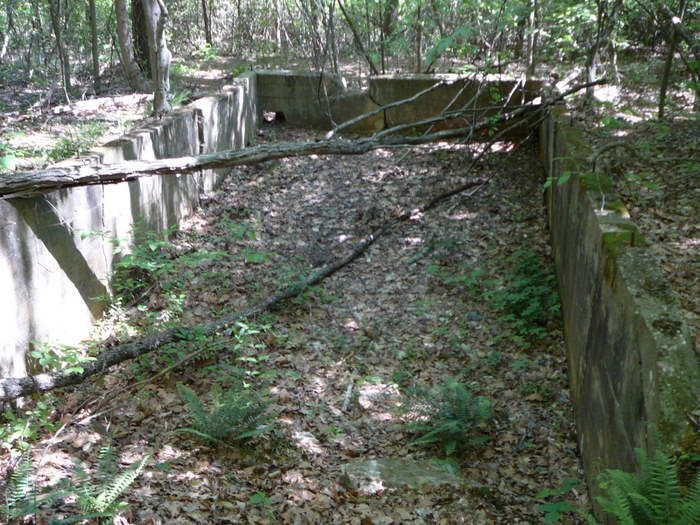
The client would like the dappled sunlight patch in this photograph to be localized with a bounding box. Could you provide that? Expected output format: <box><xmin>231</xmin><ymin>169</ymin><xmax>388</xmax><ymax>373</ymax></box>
<box><xmin>292</xmin><ymin>430</ymin><xmax>326</xmax><ymax>456</ymax></box>
<box><xmin>488</xmin><ymin>141</ymin><xmax>516</xmax><ymax>153</ymax></box>
<box><xmin>357</xmin><ymin>382</ymin><xmax>402</xmax><ymax>423</ymax></box>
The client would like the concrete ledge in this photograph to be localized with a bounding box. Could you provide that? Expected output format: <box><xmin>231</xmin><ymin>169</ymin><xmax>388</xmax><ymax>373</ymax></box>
<box><xmin>541</xmin><ymin>108</ymin><xmax>700</xmax><ymax>505</ymax></box>
<box><xmin>0</xmin><ymin>78</ymin><xmax>257</xmax><ymax>379</ymax></box>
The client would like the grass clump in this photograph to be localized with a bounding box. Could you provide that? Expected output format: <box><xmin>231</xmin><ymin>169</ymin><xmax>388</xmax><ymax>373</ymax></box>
<box><xmin>403</xmin><ymin>378</ymin><xmax>492</xmax><ymax>455</ymax></box>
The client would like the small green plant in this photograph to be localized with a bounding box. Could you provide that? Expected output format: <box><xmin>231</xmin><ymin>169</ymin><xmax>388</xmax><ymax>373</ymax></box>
<box><xmin>193</xmin><ymin>43</ymin><xmax>219</xmax><ymax>60</ymax></box>
<box><xmin>72</xmin><ymin>446</ymin><xmax>149</xmax><ymax>519</ymax></box>
<box><xmin>403</xmin><ymin>378</ymin><xmax>492</xmax><ymax>455</ymax></box>
<box><xmin>490</xmin><ymin>249</ymin><xmax>560</xmax><ymax>344</ymax></box>
<box><xmin>2</xmin><ymin>446</ymin><xmax>148</xmax><ymax>523</ymax></box>
<box><xmin>29</xmin><ymin>340</ymin><xmax>96</xmax><ymax>374</ymax></box>
<box><xmin>176</xmin><ymin>382</ymin><xmax>272</xmax><ymax>446</ymax></box>
<box><xmin>596</xmin><ymin>448</ymin><xmax>700</xmax><ymax>524</ymax></box>
<box><xmin>0</xmin><ymin>141</ymin><xmax>16</xmax><ymax>172</ymax></box>
<box><xmin>537</xmin><ymin>477</ymin><xmax>595</xmax><ymax>524</ymax></box>
<box><xmin>0</xmin><ymin>397</ymin><xmax>58</xmax><ymax>453</ymax></box>
<box><xmin>47</xmin><ymin>122</ymin><xmax>106</xmax><ymax>162</ymax></box>
<box><xmin>170</xmin><ymin>89</ymin><xmax>191</xmax><ymax>107</ymax></box>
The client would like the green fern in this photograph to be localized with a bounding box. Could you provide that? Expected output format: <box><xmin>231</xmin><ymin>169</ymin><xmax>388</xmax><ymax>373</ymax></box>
<box><xmin>73</xmin><ymin>445</ymin><xmax>148</xmax><ymax>516</ymax></box>
<box><xmin>597</xmin><ymin>448</ymin><xmax>700</xmax><ymax>524</ymax></box>
<box><xmin>404</xmin><ymin>378</ymin><xmax>492</xmax><ymax>455</ymax></box>
<box><xmin>176</xmin><ymin>382</ymin><xmax>271</xmax><ymax>445</ymax></box>
<box><xmin>3</xmin><ymin>453</ymin><xmax>37</xmax><ymax>520</ymax></box>
<box><xmin>2</xmin><ymin>446</ymin><xmax>145</xmax><ymax>522</ymax></box>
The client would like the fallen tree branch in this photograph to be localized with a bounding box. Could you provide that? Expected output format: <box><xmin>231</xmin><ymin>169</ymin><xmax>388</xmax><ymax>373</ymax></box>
<box><xmin>0</xmin><ymin>92</ymin><xmax>548</xmax><ymax>402</ymax></box>
<box><xmin>0</xmin><ymin>80</ymin><xmax>604</xmax><ymax>200</ymax></box>
<box><xmin>0</xmin><ymin>81</ymin><xmax>598</xmax><ymax>400</ymax></box>
<box><xmin>0</xmin><ymin>223</ymin><xmax>391</xmax><ymax>402</ymax></box>
<box><xmin>324</xmin><ymin>76</ymin><xmax>472</xmax><ymax>139</ymax></box>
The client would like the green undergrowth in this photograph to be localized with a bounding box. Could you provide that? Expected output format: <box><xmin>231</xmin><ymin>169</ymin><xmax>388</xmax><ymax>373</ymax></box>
<box><xmin>176</xmin><ymin>380</ymin><xmax>273</xmax><ymax>447</ymax></box>
<box><xmin>537</xmin><ymin>448</ymin><xmax>700</xmax><ymax>524</ymax></box>
<box><xmin>427</xmin><ymin>247</ymin><xmax>560</xmax><ymax>347</ymax></box>
<box><xmin>2</xmin><ymin>444</ymin><xmax>148</xmax><ymax>523</ymax></box>
<box><xmin>401</xmin><ymin>378</ymin><xmax>492</xmax><ymax>456</ymax></box>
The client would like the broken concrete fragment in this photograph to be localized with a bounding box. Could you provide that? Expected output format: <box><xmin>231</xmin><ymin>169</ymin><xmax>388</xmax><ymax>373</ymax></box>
<box><xmin>340</xmin><ymin>458</ymin><xmax>462</xmax><ymax>495</ymax></box>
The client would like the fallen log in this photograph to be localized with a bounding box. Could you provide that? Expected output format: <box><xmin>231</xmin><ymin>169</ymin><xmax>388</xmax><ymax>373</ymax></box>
<box><xmin>0</xmin><ymin>80</ymin><xmax>601</xmax><ymax>401</ymax></box>
<box><xmin>0</xmin><ymin>81</ymin><xmax>603</xmax><ymax>200</ymax></box>
<box><xmin>0</xmin><ymin>222</ymin><xmax>391</xmax><ymax>401</ymax></box>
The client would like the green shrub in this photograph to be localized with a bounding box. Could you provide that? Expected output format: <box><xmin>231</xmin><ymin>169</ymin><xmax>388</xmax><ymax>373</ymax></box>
<box><xmin>404</xmin><ymin>378</ymin><xmax>492</xmax><ymax>455</ymax></box>
<box><xmin>490</xmin><ymin>249</ymin><xmax>560</xmax><ymax>342</ymax></box>
<box><xmin>597</xmin><ymin>448</ymin><xmax>700</xmax><ymax>524</ymax></box>
<box><xmin>176</xmin><ymin>382</ymin><xmax>272</xmax><ymax>445</ymax></box>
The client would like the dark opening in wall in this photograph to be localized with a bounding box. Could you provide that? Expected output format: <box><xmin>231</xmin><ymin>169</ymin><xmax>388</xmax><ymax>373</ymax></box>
<box><xmin>262</xmin><ymin>110</ymin><xmax>286</xmax><ymax>124</ymax></box>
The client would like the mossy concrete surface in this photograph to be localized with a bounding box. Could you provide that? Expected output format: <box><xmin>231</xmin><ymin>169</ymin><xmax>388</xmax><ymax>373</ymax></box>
<box><xmin>0</xmin><ymin>73</ymin><xmax>257</xmax><ymax>380</ymax></box>
<box><xmin>541</xmin><ymin>107</ymin><xmax>700</xmax><ymax>512</ymax></box>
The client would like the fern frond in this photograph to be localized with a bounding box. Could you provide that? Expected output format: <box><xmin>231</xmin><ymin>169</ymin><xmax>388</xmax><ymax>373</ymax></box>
<box><xmin>597</xmin><ymin>484</ymin><xmax>635</xmax><ymax>525</ymax></box>
<box><xmin>4</xmin><ymin>454</ymin><xmax>37</xmax><ymax>519</ymax></box>
<box><xmin>96</xmin><ymin>444</ymin><xmax>118</xmax><ymax>484</ymax></box>
<box><xmin>676</xmin><ymin>470</ymin><xmax>700</xmax><ymax>525</ymax></box>
<box><xmin>176</xmin><ymin>383</ymin><xmax>208</xmax><ymax>432</ymax></box>
<box><xmin>644</xmin><ymin>450</ymin><xmax>682</xmax><ymax>522</ymax></box>
<box><xmin>92</xmin><ymin>455</ymin><xmax>148</xmax><ymax>513</ymax></box>
<box><xmin>177</xmin><ymin>382</ymin><xmax>271</xmax><ymax>445</ymax></box>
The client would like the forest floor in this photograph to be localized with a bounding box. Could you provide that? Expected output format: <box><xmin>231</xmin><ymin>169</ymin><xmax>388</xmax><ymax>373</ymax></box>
<box><xmin>1</xmin><ymin>56</ymin><xmax>697</xmax><ymax>524</ymax></box>
<box><xmin>4</xmin><ymin>124</ymin><xmax>590</xmax><ymax>523</ymax></box>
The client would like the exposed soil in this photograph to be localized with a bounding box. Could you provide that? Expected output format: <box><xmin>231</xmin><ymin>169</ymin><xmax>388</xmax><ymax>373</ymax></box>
<box><xmin>11</xmin><ymin>124</ymin><xmax>589</xmax><ymax>523</ymax></box>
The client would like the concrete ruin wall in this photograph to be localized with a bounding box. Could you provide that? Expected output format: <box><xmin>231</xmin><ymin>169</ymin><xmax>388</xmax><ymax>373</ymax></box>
<box><xmin>0</xmin><ymin>73</ymin><xmax>257</xmax><ymax>379</ymax></box>
<box><xmin>541</xmin><ymin>107</ymin><xmax>700</xmax><ymax>501</ymax></box>
<box><xmin>255</xmin><ymin>70</ymin><xmax>543</xmax><ymax>135</ymax></box>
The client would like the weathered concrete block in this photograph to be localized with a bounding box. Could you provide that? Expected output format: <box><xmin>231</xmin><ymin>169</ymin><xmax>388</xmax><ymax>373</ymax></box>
<box><xmin>341</xmin><ymin>458</ymin><xmax>463</xmax><ymax>495</ymax></box>
<box><xmin>370</xmin><ymin>74</ymin><xmax>543</xmax><ymax>133</ymax></box>
<box><xmin>327</xmin><ymin>91</ymin><xmax>384</xmax><ymax>134</ymax></box>
<box><xmin>541</xmin><ymin>108</ymin><xmax>700</xmax><ymax>518</ymax></box>
<box><xmin>0</xmin><ymin>82</ymin><xmax>258</xmax><ymax>380</ymax></box>
<box><xmin>256</xmin><ymin>70</ymin><xmax>346</xmax><ymax>129</ymax></box>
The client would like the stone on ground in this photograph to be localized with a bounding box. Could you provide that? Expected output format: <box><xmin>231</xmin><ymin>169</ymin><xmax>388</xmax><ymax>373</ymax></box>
<box><xmin>340</xmin><ymin>458</ymin><xmax>462</xmax><ymax>495</ymax></box>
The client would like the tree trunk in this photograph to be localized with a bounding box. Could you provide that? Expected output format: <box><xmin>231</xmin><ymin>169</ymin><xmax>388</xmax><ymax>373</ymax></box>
<box><xmin>337</xmin><ymin>0</ymin><xmax>379</xmax><ymax>75</ymax></box>
<box><xmin>115</xmin><ymin>0</ymin><xmax>145</xmax><ymax>91</ymax></box>
<box><xmin>585</xmin><ymin>0</ymin><xmax>623</xmax><ymax>104</ymax></box>
<box><xmin>525</xmin><ymin>0</ymin><xmax>538</xmax><ymax>78</ymax></box>
<box><xmin>658</xmin><ymin>0</ymin><xmax>687</xmax><ymax>119</ymax></box>
<box><xmin>201</xmin><ymin>0</ymin><xmax>212</xmax><ymax>46</ymax></box>
<box><xmin>414</xmin><ymin>1</ymin><xmax>422</xmax><ymax>73</ymax></box>
<box><xmin>142</xmin><ymin>0</ymin><xmax>171</xmax><ymax>116</ymax></box>
<box><xmin>49</xmin><ymin>0</ymin><xmax>71</xmax><ymax>101</ymax></box>
<box><xmin>88</xmin><ymin>0</ymin><xmax>101</xmax><ymax>93</ymax></box>
<box><xmin>0</xmin><ymin>0</ymin><xmax>13</xmax><ymax>60</ymax></box>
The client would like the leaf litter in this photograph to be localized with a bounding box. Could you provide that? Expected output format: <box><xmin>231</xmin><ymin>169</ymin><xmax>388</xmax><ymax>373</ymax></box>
<box><xmin>8</xmin><ymin>123</ymin><xmax>591</xmax><ymax>524</ymax></box>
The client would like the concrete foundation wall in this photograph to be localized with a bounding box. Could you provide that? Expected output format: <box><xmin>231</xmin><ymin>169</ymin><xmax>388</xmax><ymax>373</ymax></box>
<box><xmin>255</xmin><ymin>70</ymin><xmax>541</xmax><ymax>135</ymax></box>
<box><xmin>370</xmin><ymin>74</ymin><xmax>543</xmax><ymax>131</ymax></box>
<box><xmin>0</xmin><ymin>73</ymin><xmax>257</xmax><ymax>379</ymax></box>
<box><xmin>541</xmin><ymin>108</ymin><xmax>700</xmax><ymax>504</ymax></box>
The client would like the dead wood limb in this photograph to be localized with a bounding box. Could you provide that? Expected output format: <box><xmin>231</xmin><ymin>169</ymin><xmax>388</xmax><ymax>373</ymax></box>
<box><xmin>0</xmin><ymin>80</ymin><xmax>604</xmax><ymax>200</ymax></box>
<box><xmin>0</xmin><ymin>225</ymin><xmax>388</xmax><ymax>402</ymax></box>
<box><xmin>0</xmin><ymin>85</ymin><xmax>547</xmax><ymax>402</ymax></box>
<box><xmin>324</xmin><ymin>77</ymin><xmax>471</xmax><ymax>139</ymax></box>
